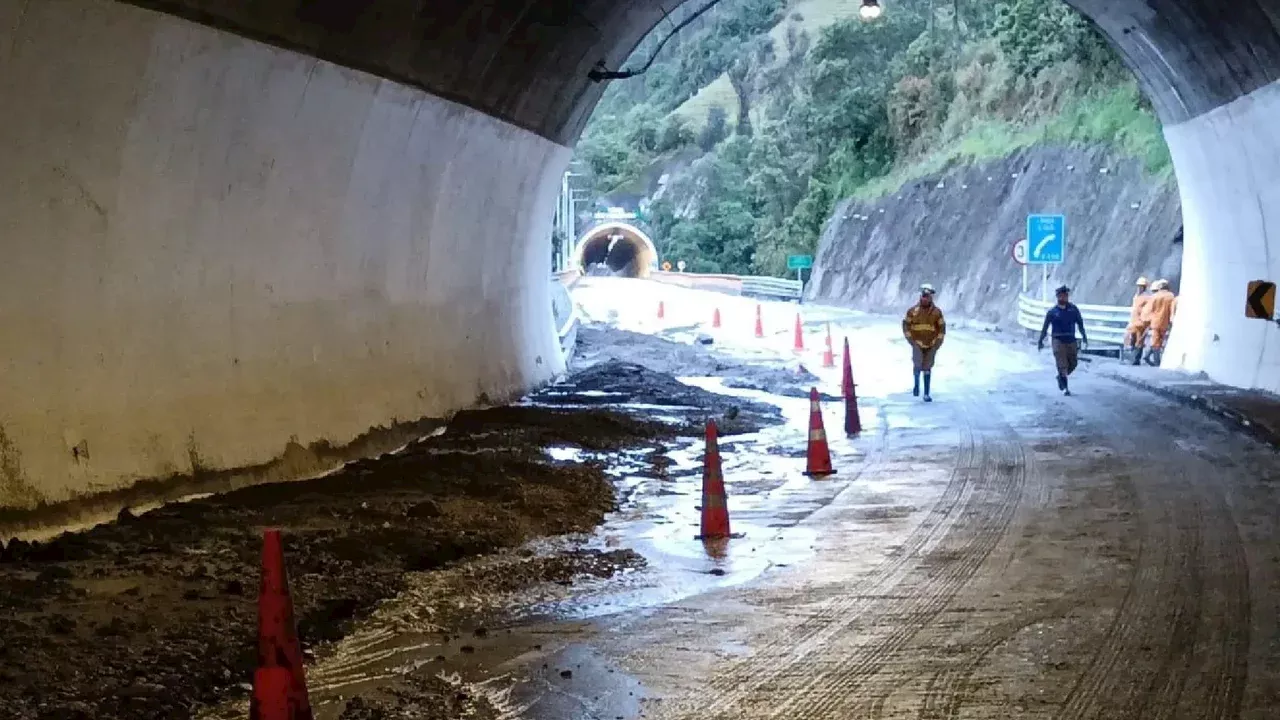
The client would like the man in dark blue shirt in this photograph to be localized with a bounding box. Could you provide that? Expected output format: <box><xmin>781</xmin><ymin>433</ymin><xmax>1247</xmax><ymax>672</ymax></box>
<box><xmin>1038</xmin><ymin>285</ymin><xmax>1088</xmax><ymax>396</ymax></box>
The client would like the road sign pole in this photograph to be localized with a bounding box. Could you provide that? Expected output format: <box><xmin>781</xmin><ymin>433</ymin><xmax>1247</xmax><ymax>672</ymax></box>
<box><xmin>1041</xmin><ymin>265</ymin><xmax>1049</xmax><ymax>301</ymax></box>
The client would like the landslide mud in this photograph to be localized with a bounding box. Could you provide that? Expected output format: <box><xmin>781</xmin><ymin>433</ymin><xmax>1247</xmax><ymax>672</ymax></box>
<box><xmin>0</xmin><ymin>331</ymin><xmax>783</xmax><ymax>720</ymax></box>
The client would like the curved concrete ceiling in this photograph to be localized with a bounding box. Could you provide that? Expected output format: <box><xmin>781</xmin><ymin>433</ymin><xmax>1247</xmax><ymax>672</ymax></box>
<box><xmin>136</xmin><ymin>0</ymin><xmax>1280</xmax><ymax>141</ymax></box>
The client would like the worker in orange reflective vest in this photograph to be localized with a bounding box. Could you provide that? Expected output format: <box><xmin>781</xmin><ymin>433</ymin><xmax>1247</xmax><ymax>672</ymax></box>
<box><xmin>902</xmin><ymin>284</ymin><xmax>946</xmax><ymax>402</ymax></box>
<box><xmin>1145</xmin><ymin>279</ymin><xmax>1177</xmax><ymax>366</ymax></box>
<box><xmin>1122</xmin><ymin>276</ymin><xmax>1151</xmax><ymax>365</ymax></box>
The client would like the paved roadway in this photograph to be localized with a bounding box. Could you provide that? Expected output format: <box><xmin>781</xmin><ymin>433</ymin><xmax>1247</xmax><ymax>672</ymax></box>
<box><xmin>310</xmin><ymin>277</ymin><xmax>1280</xmax><ymax>720</ymax></box>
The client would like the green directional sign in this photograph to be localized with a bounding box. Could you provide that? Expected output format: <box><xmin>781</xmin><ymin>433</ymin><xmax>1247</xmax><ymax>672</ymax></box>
<box><xmin>787</xmin><ymin>255</ymin><xmax>814</xmax><ymax>270</ymax></box>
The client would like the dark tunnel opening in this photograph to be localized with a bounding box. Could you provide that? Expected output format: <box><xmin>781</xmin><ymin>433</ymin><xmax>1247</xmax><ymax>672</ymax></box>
<box><xmin>576</xmin><ymin>226</ymin><xmax>657</xmax><ymax>278</ymax></box>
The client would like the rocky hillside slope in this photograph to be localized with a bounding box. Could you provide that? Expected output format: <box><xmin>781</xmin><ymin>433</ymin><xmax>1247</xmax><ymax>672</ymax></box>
<box><xmin>806</xmin><ymin>145</ymin><xmax>1182</xmax><ymax>325</ymax></box>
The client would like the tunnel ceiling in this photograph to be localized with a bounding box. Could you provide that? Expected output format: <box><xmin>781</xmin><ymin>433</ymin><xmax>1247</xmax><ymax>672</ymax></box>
<box><xmin>130</xmin><ymin>0</ymin><xmax>1280</xmax><ymax>143</ymax></box>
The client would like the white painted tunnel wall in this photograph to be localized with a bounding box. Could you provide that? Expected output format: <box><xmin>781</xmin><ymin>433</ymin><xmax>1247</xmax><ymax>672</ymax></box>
<box><xmin>1163</xmin><ymin>78</ymin><xmax>1280</xmax><ymax>392</ymax></box>
<box><xmin>0</xmin><ymin>0</ymin><xmax>569</xmax><ymax>507</ymax></box>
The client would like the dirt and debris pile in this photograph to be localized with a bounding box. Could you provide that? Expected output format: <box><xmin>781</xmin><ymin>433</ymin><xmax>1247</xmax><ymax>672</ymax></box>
<box><xmin>540</xmin><ymin>358</ymin><xmax>781</xmax><ymax>434</ymax></box>
<box><xmin>337</xmin><ymin>674</ymin><xmax>498</xmax><ymax>720</ymax></box>
<box><xmin>0</xmin><ymin>363</ymin><xmax>718</xmax><ymax>720</ymax></box>
<box><xmin>574</xmin><ymin>326</ymin><xmax>816</xmax><ymax>398</ymax></box>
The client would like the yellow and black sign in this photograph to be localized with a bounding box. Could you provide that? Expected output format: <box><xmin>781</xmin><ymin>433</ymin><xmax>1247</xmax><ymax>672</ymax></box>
<box><xmin>1246</xmin><ymin>280</ymin><xmax>1276</xmax><ymax>319</ymax></box>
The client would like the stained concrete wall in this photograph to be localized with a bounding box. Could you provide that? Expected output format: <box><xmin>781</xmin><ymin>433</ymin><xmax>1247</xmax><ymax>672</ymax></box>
<box><xmin>0</xmin><ymin>0</ymin><xmax>570</xmax><ymax>509</ymax></box>
<box><xmin>1163</xmin><ymin>79</ymin><xmax>1280</xmax><ymax>392</ymax></box>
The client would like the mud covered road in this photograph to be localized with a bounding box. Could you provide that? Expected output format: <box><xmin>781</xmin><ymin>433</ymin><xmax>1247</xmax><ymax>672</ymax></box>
<box><xmin>7</xmin><ymin>276</ymin><xmax>1280</xmax><ymax>720</ymax></box>
<box><xmin>571</xmin><ymin>279</ymin><xmax>1280</xmax><ymax>720</ymax></box>
<box><xmin>0</xmin><ymin>329</ymin><xmax>782</xmax><ymax>720</ymax></box>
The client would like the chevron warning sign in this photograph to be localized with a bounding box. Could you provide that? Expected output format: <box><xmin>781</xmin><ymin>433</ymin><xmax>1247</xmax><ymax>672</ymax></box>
<box><xmin>1247</xmin><ymin>280</ymin><xmax>1276</xmax><ymax>320</ymax></box>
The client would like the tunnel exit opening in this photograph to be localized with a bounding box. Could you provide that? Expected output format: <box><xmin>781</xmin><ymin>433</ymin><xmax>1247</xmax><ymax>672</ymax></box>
<box><xmin>573</xmin><ymin>223</ymin><xmax>660</xmax><ymax>279</ymax></box>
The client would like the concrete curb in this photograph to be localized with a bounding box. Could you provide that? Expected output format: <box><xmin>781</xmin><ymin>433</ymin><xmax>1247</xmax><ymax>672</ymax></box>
<box><xmin>1101</xmin><ymin>370</ymin><xmax>1280</xmax><ymax>450</ymax></box>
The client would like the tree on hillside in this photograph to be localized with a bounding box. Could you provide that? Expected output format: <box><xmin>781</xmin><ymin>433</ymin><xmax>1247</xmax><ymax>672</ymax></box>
<box><xmin>727</xmin><ymin>36</ymin><xmax>776</xmax><ymax>138</ymax></box>
<box><xmin>698</xmin><ymin>106</ymin><xmax>730</xmax><ymax>151</ymax></box>
<box><xmin>657</xmin><ymin>115</ymin><xmax>696</xmax><ymax>152</ymax></box>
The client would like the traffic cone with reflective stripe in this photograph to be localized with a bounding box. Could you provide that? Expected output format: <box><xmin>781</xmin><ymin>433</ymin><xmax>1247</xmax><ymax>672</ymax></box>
<box><xmin>803</xmin><ymin>388</ymin><xmax>836</xmax><ymax>477</ymax></box>
<box><xmin>658</xmin><ymin>300</ymin><xmax>665</xmax><ymax>319</ymax></box>
<box><xmin>251</xmin><ymin>530</ymin><xmax>313</xmax><ymax>720</ymax></box>
<box><xmin>712</xmin><ymin>308</ymin><xmax>722</xmax><ymax>328</ymax></box>
<box><xmin>754</xmin><ymin>305</ymin><xmax>764</xmax><ymax>338</ymax></box>
<box><xmin>793</xmin><ymin>314</ymin><xmax>805</xmax><ymax>352</ymax></box>
<box><xmin>822</xmin><ymin>324</ymin><xmax>835</xmax><ymax>368</ymax></box>
<box><xmin>842</xmin><ymin>339</ymin><xmax>862</xmax><ymax>436</ymax></box>
<box><xmin>697</xmin><ymin>420</ymin><xmax>732</xmax><ymax>540</ymax></box>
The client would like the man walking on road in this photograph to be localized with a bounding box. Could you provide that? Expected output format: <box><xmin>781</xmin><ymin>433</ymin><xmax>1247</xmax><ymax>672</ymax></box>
<box><xmin>903</xmin><ymin>284</ymin><xmax>946</xmax><ymax>402</ymax></box>
<box><xmin>1038</xmin><ymin>285</ymin><xmax>1088</xmax><ymax>396</ymax></box>
<box><xmin>1121</xmin><ymin>276</ymin><xmax>1151</xmax><ymax>365</ymax></box>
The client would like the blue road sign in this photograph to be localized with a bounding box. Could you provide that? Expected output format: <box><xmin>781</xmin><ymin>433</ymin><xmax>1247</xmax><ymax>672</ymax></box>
<box><xmin>1026</xmin><ymin>214</ymin><xmax>1066</xmax><ymax>265</ymax></box>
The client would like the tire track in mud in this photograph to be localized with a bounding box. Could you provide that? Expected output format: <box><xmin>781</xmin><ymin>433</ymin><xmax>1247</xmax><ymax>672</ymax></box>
<box><xmin>915</xmin><ymin>599</ymin><xmax>1080</xmax><ymax>720</ymax></box>
<box><xmin>673</xmin><ymin>404</ymin><xmax>983</xmax><ymax>719</ymax></box>
<box><xmin>1040</xmin><ymin>385</ymin><xmax>1250</xmax><ymax>720</ymax></box>
<box><xmin>762</xmin><ymin>428</ymin><xmax>1027</xmax><ymax>720</ymax></box>
<box><xmin>666</xmin><ymin>396</ymin><xmax>1030</xmax><ymax>720</ymax></box>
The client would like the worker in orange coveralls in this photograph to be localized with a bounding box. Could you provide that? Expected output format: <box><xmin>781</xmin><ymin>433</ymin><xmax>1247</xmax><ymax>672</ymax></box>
<box><xmin>1121</xmin><ymin>276</ymin><xmax>1151</xmax><ymax>365</ymax></box>
<box><xmin>902</xmin><ymin>284</ymin><xmax>946</xmax><ymax>402</ymax></box>
<box><xmin>1145</xmin><ymin>279</ymin><xmax>1177</xmax><ymax>366</ymax></box>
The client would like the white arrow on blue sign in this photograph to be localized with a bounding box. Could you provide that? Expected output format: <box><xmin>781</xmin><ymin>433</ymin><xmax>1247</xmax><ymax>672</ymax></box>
<box><xmin>1026</xmin><ymin>214</ymin><xmax>1066</xmax><ymax>265</ymax></box>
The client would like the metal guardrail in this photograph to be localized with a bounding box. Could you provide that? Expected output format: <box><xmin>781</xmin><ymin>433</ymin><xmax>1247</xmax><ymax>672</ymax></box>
<box><xmin>741</xmin><ymin>276</ymin><xmax>803</xmax><ymax>300</ymax></box>
<box><xmin>550</xmin><ymin>279</ymin><xmax>580</xmax><ymax>355</ymax></box>
<box><xmin>1016</xmin><ymin>294</ymin><xmax>1130</xmax><ymax>347</ymax></box>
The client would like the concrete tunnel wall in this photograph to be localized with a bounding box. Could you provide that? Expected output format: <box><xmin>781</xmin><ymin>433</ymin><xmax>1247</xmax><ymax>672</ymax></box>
<box><xmin>573</xmin><ymin>223</ymin><xmax>659</xmax><ymax>278</ymax></box>
<box><xmin>0</xmin><ymin>0</ymin><xmax>569</xmax><ymax>510</ymax></box>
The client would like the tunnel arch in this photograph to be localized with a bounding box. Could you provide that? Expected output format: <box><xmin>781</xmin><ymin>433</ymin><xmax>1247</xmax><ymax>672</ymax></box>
<box><xmin>572</xmin><ymin>222</ymin><xmax>660</xmax><ymax>279</ymax></box>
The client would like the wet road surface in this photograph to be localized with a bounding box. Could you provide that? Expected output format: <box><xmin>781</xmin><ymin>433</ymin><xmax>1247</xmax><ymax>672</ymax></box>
<box><xmin>249</xmin><ymin>279</ymin><xmax>1280</xmax><ymax>719</ymax></box>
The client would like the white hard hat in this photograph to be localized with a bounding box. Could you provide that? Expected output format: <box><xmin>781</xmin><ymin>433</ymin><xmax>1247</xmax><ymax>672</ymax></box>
<box><xmin>920</xmin><ymin>283</ymin><xmax>936</xmax><ymax>295</ymax></box>
<box><xmin>1136</xmin><ymin>276</ymin><xmax>1149</xmax><ymax>286</ymax></box>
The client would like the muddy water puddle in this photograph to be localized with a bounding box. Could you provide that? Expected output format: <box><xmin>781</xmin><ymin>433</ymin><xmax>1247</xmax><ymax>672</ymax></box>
<box><xmin>281</xmin><ymin>376</ymin><xmax>890</xmax><ymax>719</ymax></box>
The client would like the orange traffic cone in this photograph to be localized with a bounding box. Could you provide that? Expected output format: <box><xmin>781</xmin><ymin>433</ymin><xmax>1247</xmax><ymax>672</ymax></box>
<box><xmin>793</xmin><ymin>314</ymin><xmax>805</xmax><ymax>352</ymax></box>
<box><xmin>251</xmin><ymin>668</ymin><xmax>296</xmax><ymax>720</ymax></box>
<box><xmin>841</xmin><ymin>338</ymin><xmax>853</xmax><ymax>397</ymax></box>
<box><xmin>822</xmin><ymin>323</ymin><xmax>835</xmax><ymax>368</ymax></box>
<box><xmin>712</xmin><ymin>308</ymin><xmax>722</xmax><ymax>328</ymax></box>
<box><xmin>658</xmin><ymin>300</ymin><xmax>665</xmax><ymax>319</ymax></box>
<box><xmin>842</xmin><ymin>339</ymin><xmax>862</xmax><ymax>436</ymax></box>
<box><xmin>754</xmin><ymin>304</ymin><xmax>764</xmax><ymax>338</ymax></box>
<box><xmin>803</xmin><ymin>388</ymin><xmax>836</xmax><ymax>477</ymax></box>
<box><xmin>251</xmin><ymin>530</ymin><xmax>313</xmax><ymax>720</ymax></box>
<box><xmin>697</xmin><ymin>420</ymin><xmax>732</xmax><ymax>540</ymax></box>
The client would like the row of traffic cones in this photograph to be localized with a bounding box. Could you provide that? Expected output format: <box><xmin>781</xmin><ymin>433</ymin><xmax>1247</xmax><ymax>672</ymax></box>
<box><xmin>699</xmin><ymin>342</ymin><xmax>861</xmax><ymax>540</ymax></box>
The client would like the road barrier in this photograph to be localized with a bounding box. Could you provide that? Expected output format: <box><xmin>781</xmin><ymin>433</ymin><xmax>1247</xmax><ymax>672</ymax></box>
<box><xmin>550</xmin><ymin>279</ymin><xmax>580</xmax><ymax>355</ymax></box>
<box><xmin>649</xmin><ymin>270</ymin><xmax>803</xmax><ymax>300</ymax></box>
<box><xmin>1016</xmin><ymin>294</ymin><xmax>1130</xmax><ymax>348</ymax></box>
<box><xmin>554</xmin><ymin>268</ymin><xmax>582</xmax><ymax>287</ymax></box>
<box><xmin>740</xmin><ymin>276</ymin><xmax>803</xmax><ymax>300</ymax></box>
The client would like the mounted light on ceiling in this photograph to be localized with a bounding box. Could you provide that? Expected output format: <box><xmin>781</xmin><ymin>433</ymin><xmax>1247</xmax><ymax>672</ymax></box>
<box><xmin>859</xmin><ymin>0</ymin><xmax>883</xmax><ymax>20</ymax></box>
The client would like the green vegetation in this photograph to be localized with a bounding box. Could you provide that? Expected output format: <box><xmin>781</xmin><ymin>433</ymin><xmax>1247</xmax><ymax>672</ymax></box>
<box><xmin>575</xmin><ymin>0</ymin><xmax>1170</xmax><ymax>276</ymax></box>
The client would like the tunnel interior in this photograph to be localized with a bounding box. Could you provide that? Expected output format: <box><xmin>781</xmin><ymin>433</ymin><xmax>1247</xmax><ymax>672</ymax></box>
<box><xmin>574</xmin><ymin>223</ymin><xmax>658</xmax><ymax>278</ymax></box>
